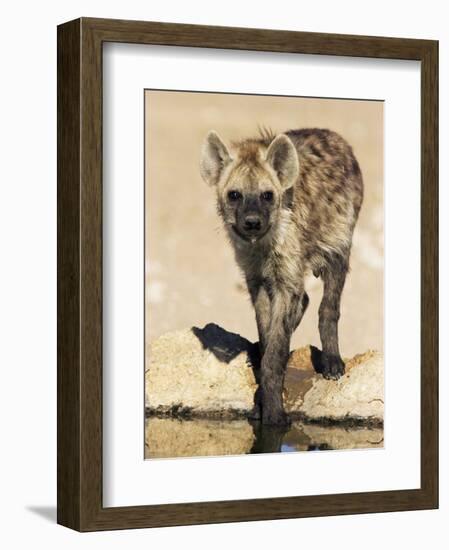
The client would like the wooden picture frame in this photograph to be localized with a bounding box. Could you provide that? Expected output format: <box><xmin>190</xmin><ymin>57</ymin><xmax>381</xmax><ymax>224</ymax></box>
<box><xmin>57</xmin><ymin>17</ymin><xmax>438</xmax><ymax>531</ymax></box>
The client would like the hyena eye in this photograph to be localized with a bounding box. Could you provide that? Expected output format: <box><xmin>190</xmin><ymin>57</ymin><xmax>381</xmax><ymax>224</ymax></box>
<box><xmin>228</xmin><ymin>190</ymin><xmax>242</xmax><ymax>201</ymax></box>
<box><xmin>261</xmin><ymin>191</ymin><xmax>274</xmax><ymax>201</ymax></box>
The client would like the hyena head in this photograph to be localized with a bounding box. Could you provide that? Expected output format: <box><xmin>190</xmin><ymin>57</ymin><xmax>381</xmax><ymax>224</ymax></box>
<box><xmin>200</xmin><ymin>131</ymin><xmax>299</xmax><ymax>244</ymax></box>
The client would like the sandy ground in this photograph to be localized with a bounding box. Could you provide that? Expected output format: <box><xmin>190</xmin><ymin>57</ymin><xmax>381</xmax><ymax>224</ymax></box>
<box><xmin>145</xmin><ymin>91</ymin><xmax>383</xmax><ymax>357</ymax></box>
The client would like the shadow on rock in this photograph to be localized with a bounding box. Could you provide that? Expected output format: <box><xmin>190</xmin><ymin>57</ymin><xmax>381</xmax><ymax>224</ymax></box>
<box><xmin>192</xmin><ymin>323</ymin><xmax>261</xmax><ymax>369</ymax></box>
<box><xmin>309</xmin><ymin>345</ymin><xmax>325</xmax><ymax>374</ymax></box>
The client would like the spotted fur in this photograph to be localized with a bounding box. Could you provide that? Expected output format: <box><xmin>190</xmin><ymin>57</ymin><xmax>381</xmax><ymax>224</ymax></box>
<box><xmin>200</xmin><ymin>128</ymin><xmax>363</xmax><ymax>425</ymax></box>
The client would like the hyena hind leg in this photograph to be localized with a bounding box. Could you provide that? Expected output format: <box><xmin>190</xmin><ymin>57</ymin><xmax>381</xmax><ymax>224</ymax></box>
<box><xmin>318</xmin><ymin>255</ymin><xmax>349</xmax><ymax>380</ymax></box>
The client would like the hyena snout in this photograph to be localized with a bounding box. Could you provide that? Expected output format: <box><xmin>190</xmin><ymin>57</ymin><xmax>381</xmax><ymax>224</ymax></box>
<box><xmin>234</xmin><ymin>196</ymin><xmax>272</xmax><ymax>240</ymax></box>
<box><xmin>236</xmin><ymin>209</ymin><xmax>269</xmax><ymax>241</ymax></box>
<box><xmin>243</xmin><ymin>214</ymin><xmax>262</xmax><ymax>232</ymax></box>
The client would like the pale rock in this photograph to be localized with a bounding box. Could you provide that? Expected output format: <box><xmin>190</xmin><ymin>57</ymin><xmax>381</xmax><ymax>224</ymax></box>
<box><xmin>145</xmin><ymin>324</ymin><xmax>257</xmax><ymax>417</ymax></box>
<box><xmin>145</xmin><ymin>324</ymin><xmax>384</xmax><ymax>424</ymax></box>
<box><xmin>284</xmin><ymin>347</ymin><xmax>384</xmax><ymax>424</ymax></box>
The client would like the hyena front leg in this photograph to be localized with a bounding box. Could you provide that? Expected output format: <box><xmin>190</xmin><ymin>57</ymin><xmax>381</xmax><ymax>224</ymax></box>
<box><xmin>248</xmin><ymin>284</ymin><xmax>271</xmax><ymax>420</ymax></box>
<box><xmin>319</xmin><ymin>255</ymin><xmax>349</xmax><ymax>380</ymax></box>
<box><xmin>252</xmin><ymin>284</ymin><xmax>271</xmax><ymax>356</ymax></box>
<box><xmin>261</xmin><ymin>289</ymin><xmax>307</xmax><ymax>425</ymax></box>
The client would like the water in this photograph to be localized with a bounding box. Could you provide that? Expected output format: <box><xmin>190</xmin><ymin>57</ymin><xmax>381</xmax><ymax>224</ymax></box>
<box><xmin>145</xmin><ymin>417</ymin><xmax>383</xmax><ymax>459</ymax></box>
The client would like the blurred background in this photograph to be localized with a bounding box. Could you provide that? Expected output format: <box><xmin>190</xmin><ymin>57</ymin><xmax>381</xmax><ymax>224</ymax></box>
<box><xmin>145</xmin><ymin>90</ymin><xmax>383</xmax><ymax>357</ymax></box>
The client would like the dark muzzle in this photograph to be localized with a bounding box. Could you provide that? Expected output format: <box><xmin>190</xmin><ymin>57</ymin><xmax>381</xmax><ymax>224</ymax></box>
<box><xmin>243</xmin><ymin>215</ymin><xmax>262</xmax><ymax>232</ymax></box>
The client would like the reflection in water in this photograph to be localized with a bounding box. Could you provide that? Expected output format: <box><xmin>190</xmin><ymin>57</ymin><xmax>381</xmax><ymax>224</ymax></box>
<box><xmin>145</xmin><ymin>417</ymin><xmax>383</xmax><ymax>459</ymax></box>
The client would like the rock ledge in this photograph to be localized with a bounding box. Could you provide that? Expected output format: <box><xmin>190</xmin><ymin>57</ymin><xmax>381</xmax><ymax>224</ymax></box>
<box><xmin>145</xmin><ymin>324</ymin><xmax>383</xmax><ymax>425</ymax></box>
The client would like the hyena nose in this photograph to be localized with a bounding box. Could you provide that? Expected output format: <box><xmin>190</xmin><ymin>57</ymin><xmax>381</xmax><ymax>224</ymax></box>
<box><xmin>244</xmin><ymin>215</ymin><xmax>261</xmax><ymax>231</ymax></box>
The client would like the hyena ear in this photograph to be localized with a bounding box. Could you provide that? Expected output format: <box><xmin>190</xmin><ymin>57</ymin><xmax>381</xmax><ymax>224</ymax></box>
<box><xmin>200</xmin><ymin>131</ymin><xmax>232</xmax><ymax>186</ymax></box>
<box><xmin>265</xmin><ymin>134</ymin><xmax>299</xmax><ymax>190</ymax></box>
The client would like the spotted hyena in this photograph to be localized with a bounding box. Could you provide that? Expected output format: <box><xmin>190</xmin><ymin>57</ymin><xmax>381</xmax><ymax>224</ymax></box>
<box><xmin>200</xmin><ymin>128</ymin><xmax>363</xmax><ymax>425</ymax></box>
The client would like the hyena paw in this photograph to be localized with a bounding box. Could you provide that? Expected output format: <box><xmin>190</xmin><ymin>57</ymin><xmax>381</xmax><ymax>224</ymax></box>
<box><xmin>321</xmin><ymin>353</ymin><xmax>345</xmax><ymax>380</ymax></box>
<box><xmin>262</xmin><ymin>408</ymin><xmax>291</xmax><ymax>427</ymax></box>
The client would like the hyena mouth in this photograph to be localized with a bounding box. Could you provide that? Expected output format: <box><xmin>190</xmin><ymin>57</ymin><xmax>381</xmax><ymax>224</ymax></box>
<box><xmin>231</xmin><ymin>225</ymin><xmax>271</xmax><ymax>244</ymax></box>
